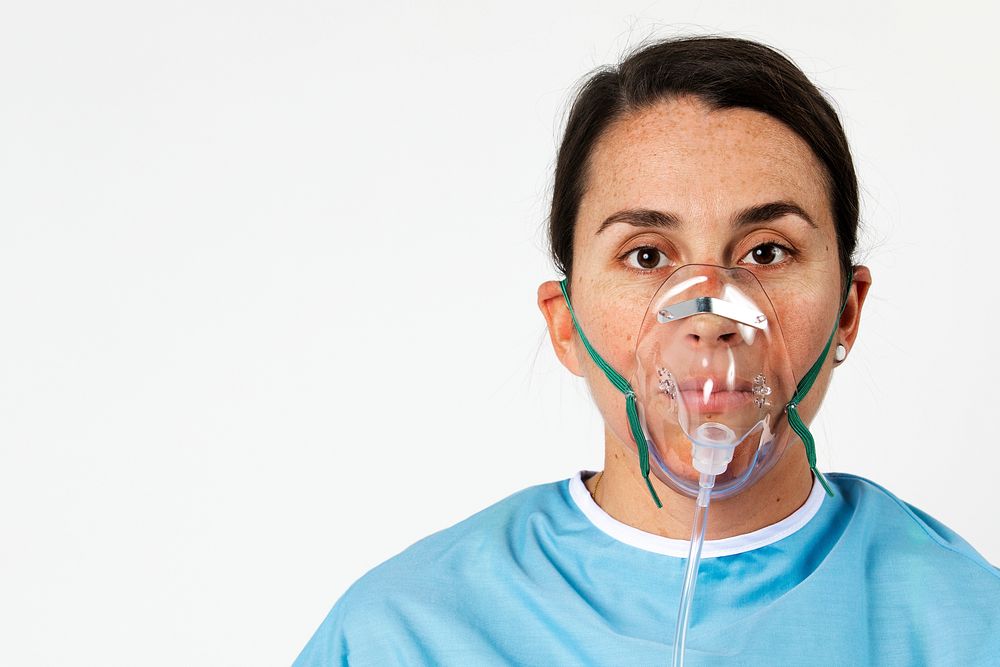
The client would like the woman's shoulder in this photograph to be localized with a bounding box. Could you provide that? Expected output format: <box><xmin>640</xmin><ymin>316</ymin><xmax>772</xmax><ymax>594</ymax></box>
<box><xmin>341</xmin><ymin>476</ymin><xmax>576</xmax><ymax>598</ymax></box>
<box><xmin>826</xmin><ymin>471</ymin><xmax>999</xmax><ymax>581</ymax></box>
<box><xmin>820</xmin><ymin>472</ymin><xmax>1000</xmax><ymax>661</ymax></box>
<box><xmin>292</xmin><ymin>477</ymin><xmax>577</xmax><ymax>665</ymax></box>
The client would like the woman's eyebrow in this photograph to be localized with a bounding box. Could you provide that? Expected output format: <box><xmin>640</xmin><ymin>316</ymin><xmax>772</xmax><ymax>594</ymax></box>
<box><xmin>734</xmin><ymin>201</ymin><xmax>818</xmax><ymax>230</ymax></box>
<box><xmin>595</xmin><ymin>200</ymin><xmax>818</xmax><ymax>235</ymax></box>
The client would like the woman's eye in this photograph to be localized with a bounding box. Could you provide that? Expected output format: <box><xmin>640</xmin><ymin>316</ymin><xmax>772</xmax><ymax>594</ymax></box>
<box><xmin>741</xmin><ymin>242</ymin><xmax>792</xmax><ymax>266</ymax></box>
<box><xmin>624</xmin><ymin>246</ymin><xmax>671</xmax><ymax>271</ymax></box>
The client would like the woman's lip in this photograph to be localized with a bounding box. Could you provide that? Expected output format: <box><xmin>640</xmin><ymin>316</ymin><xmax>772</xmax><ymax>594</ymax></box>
<box><xmin>677</xmin><ymin>388</ymin><xmax>754</xmax><ymax>412</ymax></box>
<box><xmin>677</xmin><ymin>377</ymin><xmax>753</xmax><ymax>393</ymax></box>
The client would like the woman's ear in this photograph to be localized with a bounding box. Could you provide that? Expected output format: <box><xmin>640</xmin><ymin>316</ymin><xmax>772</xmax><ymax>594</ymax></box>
<box><xmin>537</xmin><ymin>280</ymin><xmax>585</xmax><ymax>377</ymax></box>
<box><xmin>838</xmin><ymin>265</ymin><xmax>873</xmax><ymax>353</ymax></box>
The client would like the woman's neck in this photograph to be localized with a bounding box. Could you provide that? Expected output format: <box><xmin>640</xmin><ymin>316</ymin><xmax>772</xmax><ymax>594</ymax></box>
<box><xmin>585</xmin><ymin>427</ymin><xmax>815</xmax><ymax>540</ymax></box>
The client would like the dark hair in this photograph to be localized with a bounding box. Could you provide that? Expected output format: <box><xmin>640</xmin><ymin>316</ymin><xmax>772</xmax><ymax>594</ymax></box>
<box><xmin>549</xmin><ymin>35</ymin><xmax>859</xmax><ymax>297</ymax></box>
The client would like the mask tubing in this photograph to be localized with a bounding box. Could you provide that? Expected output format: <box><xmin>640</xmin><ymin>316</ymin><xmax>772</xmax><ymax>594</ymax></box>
<box><xmin>671</xmin><ymin>473</ymin><xmax>714</xmax><ymax>667</ymax></box>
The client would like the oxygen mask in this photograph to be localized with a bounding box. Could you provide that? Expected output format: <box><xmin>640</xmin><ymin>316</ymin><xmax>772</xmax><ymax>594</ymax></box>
<box><xmin>632</xmin><ymin>264</ymin><xmax>799</xmax><ymax>501</ymax></box>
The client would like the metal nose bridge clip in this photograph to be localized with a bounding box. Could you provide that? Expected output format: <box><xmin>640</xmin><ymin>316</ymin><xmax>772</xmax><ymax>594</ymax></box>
<box><xmin>657</xmin><ymin>296</ymin><xmax>768</xmax><ymax>330</ymax></box>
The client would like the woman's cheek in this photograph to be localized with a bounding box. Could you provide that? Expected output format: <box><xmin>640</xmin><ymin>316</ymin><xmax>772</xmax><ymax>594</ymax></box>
<box><xmin>776</xmin><ymin>301</ymin><xmax>835</xmax><ymax>380</ymax></box>
<box><xmin>607</xmin><ymin>305</ymin><xmax>647</xmax><ymax>376</ymax></box>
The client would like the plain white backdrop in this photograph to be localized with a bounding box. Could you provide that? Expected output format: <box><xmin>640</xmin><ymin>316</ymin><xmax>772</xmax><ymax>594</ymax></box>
<box><xmin>1</xmin><ymin>1</ymin><xmax>998</xmax><ymax>665</ymax></box>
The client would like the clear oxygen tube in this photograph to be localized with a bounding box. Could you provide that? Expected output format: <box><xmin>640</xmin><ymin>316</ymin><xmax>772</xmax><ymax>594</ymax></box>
<box><xmin>672</xmin><ymin>475</ymin><xmax>712</xmax><ymax>667</ymax></box>
<box><xmin>672</xmin><ymin>426</ymin><xmax>737</xmax><ymax>667</ymax></box>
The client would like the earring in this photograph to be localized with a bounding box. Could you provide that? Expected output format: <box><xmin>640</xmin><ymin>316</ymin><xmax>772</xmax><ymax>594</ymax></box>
<box><xmin>834</xmin><ymin>343</ymin><xmax>847</xmax><ymax>363</ymax></box>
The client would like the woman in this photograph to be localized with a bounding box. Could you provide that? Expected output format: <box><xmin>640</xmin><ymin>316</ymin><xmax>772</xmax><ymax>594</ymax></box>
<box><xmin>294</xmin><ymin>36</ymin><xmax>1000</xmax><ymax>665</ymax></box>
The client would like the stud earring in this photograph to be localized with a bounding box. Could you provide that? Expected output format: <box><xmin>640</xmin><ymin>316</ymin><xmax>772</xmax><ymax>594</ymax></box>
<box><xmin>834</xmin><ymin>343</ymin><xmax>847</xmax><ymax>363</ymax></box>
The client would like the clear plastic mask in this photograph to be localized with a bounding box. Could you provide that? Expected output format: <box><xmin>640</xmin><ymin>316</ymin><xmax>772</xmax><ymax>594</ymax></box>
<box><xmin>629</xmin><ymin>264</ymin><xmax>799</xmax><ymax>500</ymax></box>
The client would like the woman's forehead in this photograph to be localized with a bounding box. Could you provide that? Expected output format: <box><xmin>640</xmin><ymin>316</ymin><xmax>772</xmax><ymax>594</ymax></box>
<box><xmin>578</xmin><ymin>97</ymin><xmax>832</xmax><ymax>235</ymax></box>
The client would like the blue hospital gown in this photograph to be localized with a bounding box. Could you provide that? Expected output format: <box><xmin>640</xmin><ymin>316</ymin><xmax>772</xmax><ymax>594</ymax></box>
<box><xmin>293</xmin><ymin>471</ymin><xmax>1000</xmax><ymax>666</ymax></box>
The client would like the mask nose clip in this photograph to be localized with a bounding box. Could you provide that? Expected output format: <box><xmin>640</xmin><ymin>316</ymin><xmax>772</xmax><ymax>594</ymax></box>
<box><xmin>657</xmin><ymin>296</ymin><xmax>768</xmax><ymax>330</ymax></box>
<box><xmin>659</xmin><ymin>296</ymin><xmax>768</xmax><ymax>348</ymax></box>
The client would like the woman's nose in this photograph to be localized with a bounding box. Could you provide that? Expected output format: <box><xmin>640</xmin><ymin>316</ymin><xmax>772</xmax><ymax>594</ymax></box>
<box><xmin>682</xmin><ymin>313</ymin><xmax>742</xmax><ymax>348</ymax></box>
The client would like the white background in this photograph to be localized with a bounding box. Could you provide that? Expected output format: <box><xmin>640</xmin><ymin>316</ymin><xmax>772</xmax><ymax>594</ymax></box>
<box><xmin>2</xmin><ymin>1</ymin><xmax>998</xmax><ymax>665</ymax></box>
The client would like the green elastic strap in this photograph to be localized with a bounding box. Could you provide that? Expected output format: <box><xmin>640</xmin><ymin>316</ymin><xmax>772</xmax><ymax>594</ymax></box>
<box><xmin>558</xmin><ymin>279</ymin><xmax>662</xmax><ymax>508</ymax></box>
<box><xmin>786</xmin><ymin>275</ymin><xmax>854</xmax><ymax>498</ymax></box>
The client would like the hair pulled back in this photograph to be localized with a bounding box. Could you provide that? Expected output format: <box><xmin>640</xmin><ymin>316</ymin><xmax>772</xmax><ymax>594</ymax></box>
<box><xmin>549</xmin><ymin>35</ymin><xmax>859</xmax><ymax>294</ymax></box>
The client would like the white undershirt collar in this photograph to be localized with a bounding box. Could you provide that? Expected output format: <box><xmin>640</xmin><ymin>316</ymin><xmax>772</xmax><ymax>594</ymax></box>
<box><xmin>568</xmin><ymin>470</ymin><xmax>826</xmax><ymax>558</ymax></box>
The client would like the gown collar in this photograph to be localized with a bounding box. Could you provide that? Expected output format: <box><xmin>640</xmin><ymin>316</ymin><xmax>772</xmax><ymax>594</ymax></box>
<box><xmin>568</xmin><ymin>470</ymin><xmax>826</xmax><ymax>558</ymax></box>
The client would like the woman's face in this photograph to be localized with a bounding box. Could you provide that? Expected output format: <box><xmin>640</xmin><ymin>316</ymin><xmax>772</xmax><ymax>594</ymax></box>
<box><xmin>544</xmin><ymin>95</ymin><xmax>870</xmax><ymax>465</ymax></box>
